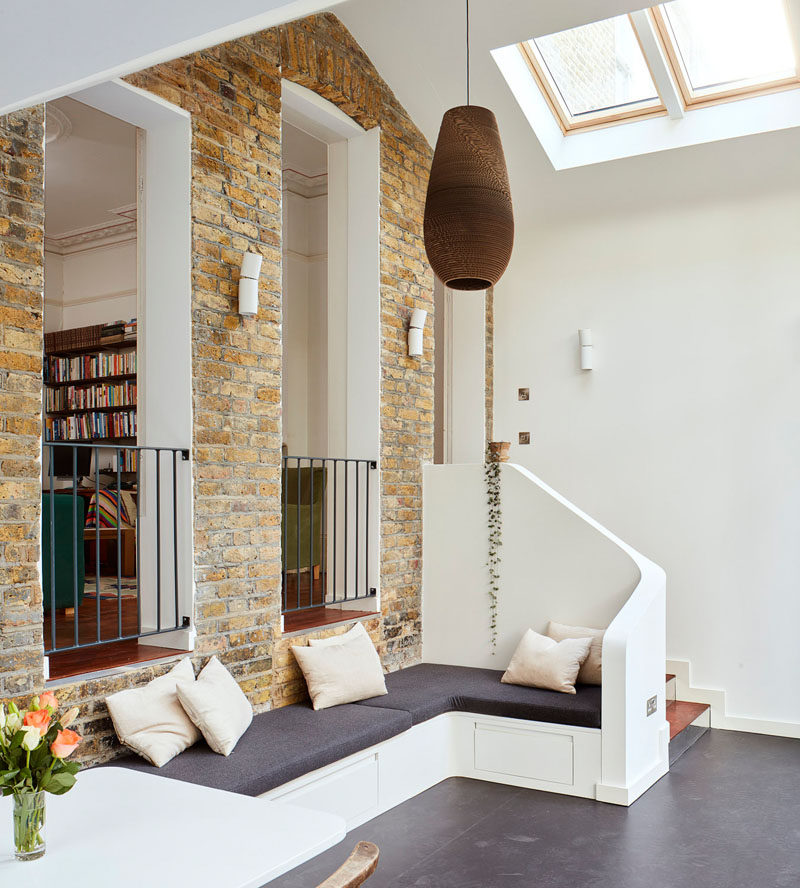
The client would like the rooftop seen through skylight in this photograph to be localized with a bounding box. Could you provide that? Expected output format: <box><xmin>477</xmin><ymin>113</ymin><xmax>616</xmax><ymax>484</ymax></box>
<box><xmin>532</xmin><ymin>15</ymin><xmax>659</xmax><ymax>120</ymax></box>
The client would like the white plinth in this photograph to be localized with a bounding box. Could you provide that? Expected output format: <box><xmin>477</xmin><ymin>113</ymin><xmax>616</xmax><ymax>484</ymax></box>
<box><xmin>0</xmin><ymin>767</ymin><xmax>346</xmax><ymax>887</ymax></box>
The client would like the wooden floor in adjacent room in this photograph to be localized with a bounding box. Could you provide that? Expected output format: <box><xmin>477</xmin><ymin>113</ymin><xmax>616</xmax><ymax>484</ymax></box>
<box><xmin>281</xmin><ymin>569</ymin><xmax>378</xmax><ymax>633</ymax></box>
<box><xmin>44</xmin><ymin>596</ymin><xmax>185</xmax><ymax>681</ymax></box>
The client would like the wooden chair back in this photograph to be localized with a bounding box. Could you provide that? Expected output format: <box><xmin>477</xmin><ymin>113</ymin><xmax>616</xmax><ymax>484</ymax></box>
<box><xmin>315</xmin><ymin>842</ymin><xmax>379</xmax><ymax>888</ymax></box>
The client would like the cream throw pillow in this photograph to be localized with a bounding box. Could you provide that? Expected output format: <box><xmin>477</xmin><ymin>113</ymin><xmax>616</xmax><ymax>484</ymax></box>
<box><xmin>547</xmin><ymin>620</ymin><xmax>605</xmax><ymax>685</ymax></box>
<box><xmin>292</xmin><ymin>631</ymin><xmax>387</xmax><ymax>710</ymax></box>
<box><xmin>177</xmin><ymin>656</ymin><xmax>253</xmax><ymax>756</ymax></box>
<box><xmin>106</xmin><ymin>658</ymin><xmax>199</xmax><ymax>767</ymax></box>
<box><xmin>307</xmin><ymin>621</ymin><xmax>369</xmax><ymax>647</ymax></box>
<box><xmin>501</xmin><ymin>629</ymin><xmax>592</xmax><ymax>695</ymax></box>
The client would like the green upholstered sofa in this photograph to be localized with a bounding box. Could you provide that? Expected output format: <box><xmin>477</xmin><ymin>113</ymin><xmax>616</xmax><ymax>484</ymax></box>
<box><xmin>42</xmin><ymin>492</ymin><xmax>85</xmax><ymax>611</ymax></box>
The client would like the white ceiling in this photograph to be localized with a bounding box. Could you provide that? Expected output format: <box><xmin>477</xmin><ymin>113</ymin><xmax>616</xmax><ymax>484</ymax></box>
<box><xmin>45</xmin><ymin>97</ymin><xmax>137</xmax><ymax>238</ymax></box>
<box><xmin>338</xmin><ymin>0</ymin><xmax>800</xmax><ymax>226</ymax></box>
<box><xmin>283</xmin><ymin>122</ymin><xmax>328</xmax><ymax>177</ymax></box>
<box><xmin>0</xmin><ymin>0</ymin><xmax>345</xmax><ymax>115</ymax></box>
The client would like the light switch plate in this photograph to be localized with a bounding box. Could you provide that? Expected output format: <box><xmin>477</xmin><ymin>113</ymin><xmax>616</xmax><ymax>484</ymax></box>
<box><xmin>518</xmin><ymin>387</ymin><xmax>530</xmax><ymax>401</ymax></box>
<box><xmin>646</xmin><ymin>695</ymin><xmax>657</xmax><ymax>717</ymax></box>
<box><xmin>518</xmin><ymin>432</ymin><xmax>530</xmax><ymax>445</ymax></box>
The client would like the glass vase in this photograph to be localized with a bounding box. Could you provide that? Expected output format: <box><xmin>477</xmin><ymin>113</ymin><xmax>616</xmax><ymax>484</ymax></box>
<box><xmin>13</xmin><ymin>791</ymin><xmax>46</xmax><ymax>861</ymax></box>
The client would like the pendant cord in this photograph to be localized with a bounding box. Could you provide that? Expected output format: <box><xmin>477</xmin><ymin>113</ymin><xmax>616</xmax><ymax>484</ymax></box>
<box><xmin>466</xmin><ymin>0</ymin><xmax>470</xmax><ymax>105</ymax></box>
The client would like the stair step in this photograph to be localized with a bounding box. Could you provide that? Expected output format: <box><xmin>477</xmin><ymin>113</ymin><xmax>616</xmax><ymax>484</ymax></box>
<box><xmin>666</xmin><ymin>700</ymin><xmax>710</xmax><ymax>740</ymax></box>
<box><xmin>669</xmin><ymin>721</ymin><xmax>708</xmax><ymax>765</ymax></box>
<box><xmin>665</xmin><ymin>673</ymin><xmax>676</xmax><ymax>684</ymax></box>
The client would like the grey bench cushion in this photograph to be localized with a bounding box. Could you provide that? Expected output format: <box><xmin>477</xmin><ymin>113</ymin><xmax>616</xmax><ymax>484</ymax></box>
<box><xmin>112</xmin><ymin>701</ymin><xmax>411</xmax><ymax>796</ymax></box>
<box><xmin>353</xmin><ymin>663</ymin><xmax>602</xmax><ymax>729</ymax></box>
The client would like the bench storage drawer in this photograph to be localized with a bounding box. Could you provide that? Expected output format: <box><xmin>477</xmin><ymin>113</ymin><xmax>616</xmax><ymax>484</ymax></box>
<box><xmin>474</xmin><ymin>723</ymin><xmax>574</xmax><ymax>786</ymax></box>
<box><xmin>271</xmin><ymin>754</ymin><xmax>378</xmax><ymax>826</ymax></box>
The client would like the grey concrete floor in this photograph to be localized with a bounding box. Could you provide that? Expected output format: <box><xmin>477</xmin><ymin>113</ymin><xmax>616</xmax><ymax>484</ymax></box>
<box><xmin>269</xmin><ymin>729</ymin><xmax>800</xmax><ymax>888</ymax></box>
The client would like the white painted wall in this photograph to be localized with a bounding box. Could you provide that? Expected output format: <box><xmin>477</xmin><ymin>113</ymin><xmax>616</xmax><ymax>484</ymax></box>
<box><xmin>494</xmin><ymin>188</ymin><xmax>800</xmax><ymax>731</ymax></box>
<box><xmin>44</xmin><ymin>241</ymin><xmax>137</xmax><ymax>331</ymax></box>
<box><xmin>449</xmin><ymin>288</ymin><xmax>486</xmax><ymax>463</ymax></box>
<box><xmin>282</xmin><ymin>190</ymin><xmax>328</xmax><ymax>456</ymax></box>
<box><xmin>43</xmin><ymin>252</ymin><xmax>64</xmax><ymax>333</ymax></box>
<box><xmin>423</xmin><ymin>464</ymin><xmax>640</xmax><ymax>668</ymax></box>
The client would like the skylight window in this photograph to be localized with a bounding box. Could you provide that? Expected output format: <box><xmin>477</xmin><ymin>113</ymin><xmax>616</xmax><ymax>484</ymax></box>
<box><xmin>522</xmin><ymin>16</ymin><xmax>664</xmax><ymax>131</ymax></box>
<box><xmin>654</xmin><ymin>0</ymin><xmax>798</xmax><ymax>102</ymax></box>
<box><xmin>515</xmin><ymin>0</ymin><xmax>800</xmax><ymax>136</ymax></box>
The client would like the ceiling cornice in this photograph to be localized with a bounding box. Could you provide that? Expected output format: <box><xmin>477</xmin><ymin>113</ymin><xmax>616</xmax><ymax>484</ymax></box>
<box><xmin>283</xmin><ymin>168</ymin><xmax>327</xmax><ymax>199</ymax></box>
<box><xmin>45</xmin><ymin>205</ymin><xmax>137</xmax><ymax>255</ymax></box>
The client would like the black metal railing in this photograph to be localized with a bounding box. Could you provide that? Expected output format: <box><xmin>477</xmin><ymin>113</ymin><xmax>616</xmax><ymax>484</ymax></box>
<box><xmin>281</xmin><ymin>456</ymin><xmax>377</xmax><ymax>613</ymax></box>
<box><xmin>42</xmin><ymin>442</ymin><xmax>190</xmax><ymax>656</ymax></box>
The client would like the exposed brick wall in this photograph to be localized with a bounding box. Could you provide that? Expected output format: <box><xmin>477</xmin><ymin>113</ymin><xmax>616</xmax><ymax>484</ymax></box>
<box><xmin>0</xmin><ymin>108</ymin><xmax>46</xmax><ymax>700</ymax></box>
<box><xmin>0</xmin><ymin>14</ymin><xmax>433</xmax><ymax>762</ymax></box>
<box><xmin>123</xmin><ymin>30</ymin><xmax>286</xmax><ymax>722</ymax></box>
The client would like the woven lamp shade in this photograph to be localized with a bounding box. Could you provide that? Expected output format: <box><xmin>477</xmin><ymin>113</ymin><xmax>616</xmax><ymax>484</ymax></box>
<box><xmin>424</xmin><ymin>105</ymin><xmax>514</xmax><ymax>291</ymax></box>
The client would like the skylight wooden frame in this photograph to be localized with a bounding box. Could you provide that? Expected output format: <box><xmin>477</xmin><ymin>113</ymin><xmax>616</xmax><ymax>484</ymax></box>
<box><xmin>649</xmin><ymin>5</ymin><xmax>800</xmax><ymax>110</ymax></box>
<box><xmin>518</xmin><ymin>18</ymin><xmax>668</xmax><ymax>135</ymax></box>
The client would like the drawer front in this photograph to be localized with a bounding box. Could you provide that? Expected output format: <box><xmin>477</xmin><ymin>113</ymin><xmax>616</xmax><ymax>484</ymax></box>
<box><xmin>275</xmin><ymin>755</ymin><xmax>378</xmax><ymax>825</ymax></box>
<box><xmin>474</xmin><ymin>723</ymin><xmax>574</xmax><ymax>786</ymax></box>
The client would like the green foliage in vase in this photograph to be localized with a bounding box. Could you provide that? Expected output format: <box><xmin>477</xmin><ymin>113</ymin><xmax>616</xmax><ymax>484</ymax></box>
<box><xmin>0</xmin><ymin>694</ymin><xmax>82</xmax><ymax>798</ymax></box>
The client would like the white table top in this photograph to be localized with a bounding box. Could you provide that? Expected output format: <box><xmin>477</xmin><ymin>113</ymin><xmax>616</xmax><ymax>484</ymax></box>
<box><xmin>0</xmin><ymin>767</ymin><xmax>346</xmax><ymax>887</ymax></box>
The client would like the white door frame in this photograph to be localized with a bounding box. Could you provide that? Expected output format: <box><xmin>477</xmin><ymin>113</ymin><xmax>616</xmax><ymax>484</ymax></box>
<box><xmin>281</xmin><ymin>79</ymin><xmax>381</xmax><ymax>610</ymax></box>
<box><xmin>68</xmin><ymin>78</ymin><xmax>194</xmax><ymax>650</ymax></box>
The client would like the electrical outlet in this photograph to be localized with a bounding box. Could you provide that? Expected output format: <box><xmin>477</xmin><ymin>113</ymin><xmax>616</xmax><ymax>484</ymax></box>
<box><xmin>646</xmin><ymin>695</ymin><xmax>657</xmax><ymax>717</ymax></box>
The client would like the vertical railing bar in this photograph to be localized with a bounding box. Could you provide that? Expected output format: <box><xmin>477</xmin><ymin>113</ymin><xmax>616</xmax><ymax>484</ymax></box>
<box><xmin>309</xmin><ymin>458</ymin><xmax>315</xmax><ymax>607</ymax></box>
<box><xmin>156</xmin><ymin>449</ymin><xmax>162</xmax><ymax>633</ymax></box>
<box><xmin>321</xmin><ymin>459</ymin><xmax>327</xmax><ymax>605</ymax></box>
<box><xmin>365</xmin><ymin>460</ymin><xmax>369</xmax><ymax>600</ymax></box>
<box><xmin>332</xmin><ymin>459</ymin><xmax>337</xmax><ymax>605</ymax></box>
<box><xmin>48</xmin><ymin>445</ymin><xmax>56</xmax><ymax>652</ymax></box>
<box><xmin>355</xmin><ymin>460</ymin><xmax>359</xmax><ymax>604</ymax></box>
<box><xmin>135</xmin><ymin>449</ymin><xmax>141</xmax><ymax>635</ymax></box>
<box><xmin>282</xmin><ymin>457</ymin><xmax>288</xmax><ymax>612</ymax></box>
<box><xmin>296</xmin><ymin>457</ymin><xmax>301</xmax><ymax>612</ymax></box>
<box><xmin>116</xmin><ymin>448</ymin><xmax>122</xmax><ymax>640</ymax></box>
<box><xmin>344</xmin><ymin>459</ymin><xmax>349</xmax><ymax>603</ymax></box>
<box><xmin>72</xmin><ymin>447</ymin><xmax>79</xmax><ymax>647</ymax></box>
<box><xmin>95</xmin><ymin>449</ymin><xmax>101</xmax><ymax>643</ymax></box>
<box><xmin>172</xmin><ymin>449</ymin><xmax>179</xmax><ymax>630</ymax></box>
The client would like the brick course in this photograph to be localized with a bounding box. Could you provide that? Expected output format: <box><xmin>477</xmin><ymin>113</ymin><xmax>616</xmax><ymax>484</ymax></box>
<box><xmin>0</xmin><ymin>108</ymin><xmax>46</xmax><ymax>700</ymax></box>
<box><xmin>0</xmin><ymin>14</ymin><xmax>432</xmax><ymax>762</ymax></box>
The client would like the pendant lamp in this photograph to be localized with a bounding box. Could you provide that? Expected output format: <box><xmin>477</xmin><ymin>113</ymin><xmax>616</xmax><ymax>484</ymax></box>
<box><xmin>424</xmin><ymin>0</ymin><xmax>514</xmax><ymax>291</ymax></box>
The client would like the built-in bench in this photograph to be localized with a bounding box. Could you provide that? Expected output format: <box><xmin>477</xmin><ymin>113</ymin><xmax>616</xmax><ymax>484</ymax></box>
<box><xmin>113</xmin><ymin>663</ymin><xmax>605</xmax><ymax>826</ymax></box>
<box><xmin>356</xmin><ymin>663</ymin><xmax>602</xmax><ymax>728</ymax></box>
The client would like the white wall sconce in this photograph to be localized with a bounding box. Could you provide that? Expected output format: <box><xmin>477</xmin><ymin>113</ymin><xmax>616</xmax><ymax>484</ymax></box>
<box><xmin>408</xmin><ymin>308</ymin><xmax>427</xmax><ymax>357</ymax></box>
<box><xmin>579</xmin><ymin>328</ymin><xmax>593</xmax><ymax>370</ymax></box>
<box><xmin>238</xmin><ymin>251</ymin><xmax>263</xmax><ymax>317</ymax></box>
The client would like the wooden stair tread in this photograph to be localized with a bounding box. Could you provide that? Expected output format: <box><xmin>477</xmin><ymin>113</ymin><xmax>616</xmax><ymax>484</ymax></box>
<box><xmin>667</xmin><ymin>700</ymin><xmax>710</xmax><ymax>740</ymax></box>
<box><xmin>665</xmin><ymin>673</ymin><xmax>676</xmax><ymax>683</ymax></box>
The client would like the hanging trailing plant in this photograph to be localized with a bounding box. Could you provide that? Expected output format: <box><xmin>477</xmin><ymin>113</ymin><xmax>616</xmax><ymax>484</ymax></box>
<box><xmin>485</xmin><ymin>448</ymin><xmax>503</xmax><ymax>649</ymax></box>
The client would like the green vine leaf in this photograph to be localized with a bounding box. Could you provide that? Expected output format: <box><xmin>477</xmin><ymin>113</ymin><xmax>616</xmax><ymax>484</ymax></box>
<box><xmin>485</xmin><ymin>447</ymin><xmax>503</xmax><ymax>652</ymax></box>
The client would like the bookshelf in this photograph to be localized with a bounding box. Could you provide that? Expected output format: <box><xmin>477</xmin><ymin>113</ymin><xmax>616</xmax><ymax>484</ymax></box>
<box><xmin>44</xmin><ymin>321</ymin><xmax>138</xmax><ymax>472</ymax></box>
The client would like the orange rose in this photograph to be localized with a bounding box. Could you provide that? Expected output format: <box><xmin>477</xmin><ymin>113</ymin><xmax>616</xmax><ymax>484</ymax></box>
<box><xmin>50</xmin><ymin>728</ymin><xmax>81</xmax><ymax>759</ymax></box>
<box><xmin>23</xmin><ymin>708</ymin><xmax>51</xmax><ymax>736</ymax></box>
<box><xmin>38</xmin><ymin>691</ymin><xmax>58</xmax><ymax>712</ymax></box>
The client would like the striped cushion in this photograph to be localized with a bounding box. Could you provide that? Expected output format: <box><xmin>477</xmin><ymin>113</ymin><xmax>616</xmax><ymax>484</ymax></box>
<box><xmin>85</xmin><ymin>489</ymin><xmax>131</xmax><ymax>528</ymax></box>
